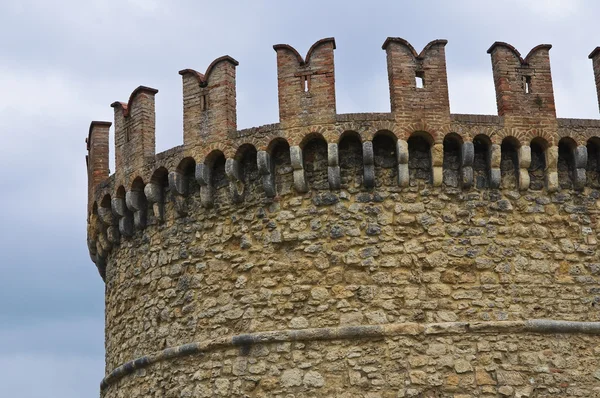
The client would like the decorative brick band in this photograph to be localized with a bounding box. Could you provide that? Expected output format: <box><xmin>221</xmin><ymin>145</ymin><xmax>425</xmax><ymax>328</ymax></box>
<box><xmin>100</xmin><ymin>319</ymin><xmax>600</xmax><ymax>390</ymax></box>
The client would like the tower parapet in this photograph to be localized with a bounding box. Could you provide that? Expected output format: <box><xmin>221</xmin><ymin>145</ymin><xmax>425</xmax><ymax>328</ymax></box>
<box><xmin>86</xmin><ymin>121</ymin><xmax>111</xmax><ymax>210</ymax></box>
<box><xmin>179</xmin><ymin>56</ymin><xmax>238</xmax><ymax>148</ymax></box>
<box><xmin>382</xmin><ymin>38</ymin><xmax>450</xmax><ymax>127</ymax></box>
<box><xmin>110</xmin><ymin>86</ymin><xmax>158</xmax><ymax>182</ymax></box>
<box><xmin>86</xmin><ymin>38</ymin><xmax>600</xmax><ymax>398</ymax></box>
<box><xmin>274</xmin><ymin>38</ymin><xmax>336</xmax><ymax>129</ymax></box>
<box><xmin>488</xmin><ymin>42</ymin><xmax>555</xmax><ymax>117</ymax></box>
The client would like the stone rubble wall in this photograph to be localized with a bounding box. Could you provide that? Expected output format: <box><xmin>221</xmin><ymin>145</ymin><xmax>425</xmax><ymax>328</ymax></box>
<box><xmin>85</xmin><ymin>37</ymin><xmax>600</xmax><ymax>397</ymax></box>
<box><xmin>102</xmin><ymin>180</ymin><xmax>600</xmax><ymax>397</ymax></box>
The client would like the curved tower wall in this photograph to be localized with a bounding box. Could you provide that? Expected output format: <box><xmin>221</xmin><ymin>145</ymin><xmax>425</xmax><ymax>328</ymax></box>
<box><xmin>86</xmin><ymin>38</ymin><xmax>600</xmax><ymax>397</ymax></box>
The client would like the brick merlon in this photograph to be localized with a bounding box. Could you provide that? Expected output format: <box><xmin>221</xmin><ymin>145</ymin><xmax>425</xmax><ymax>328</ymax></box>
<box><xmin>273</xmin><ymin>37</ymin><xmax>336</xmax><ymax>66</ymax></box>
<box><xmin>178</xmin><ymin>55</ymin><xmax>239</xmax><ymax>86</ymax></box>
<box><xmin>87</xmin><ymin>121</ymin><xmax>112</xmax><ymax>151</ymax></box>
<box><xmin>487</xmin><ymin>42</ymin><xmax>552</xmax><ymax>65</ymax></box>
<box><xmin>381</xmin><ymin>38</ymin><xmax>448</xmax><ymax>59</ymax></box>
<box><xmin>110</xmin><ymin>86</ymin><xmax>159</xmax><ymax>117</ymax></box>
<box><xmin>590</xmin><ymin>47</ymin><xmax>600</xmax><ymax>59</ymax></box>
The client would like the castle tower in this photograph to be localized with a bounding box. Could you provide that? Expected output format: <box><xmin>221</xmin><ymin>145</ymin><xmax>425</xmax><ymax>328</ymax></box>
<box><xmin>87</xmin><ymin>38</ymin><xmax>600</xmax><ymax>397</ymax></box>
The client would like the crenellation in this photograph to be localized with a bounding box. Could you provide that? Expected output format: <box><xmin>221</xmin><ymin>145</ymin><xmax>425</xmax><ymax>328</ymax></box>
<box><xmin>488</xmin><ymin>42</ymin><xmax>555</xmax><ymax>118</ymax></box>
<box><xmin>383</xmin><ymin>38</ymin><xmax>450</xmax><ymax>133</ymax></box>
<box><xmin>274</xmin><ymin>38</ymin><xmax>336</xmax><ymax>129</ymax></box>
<box><xmin>111</xmin><ymin>86</ymin><xmax>158</xmax><ymax>183</ymax></box>
<box><xmin>179</xmin><ymin>56</ymin><xmax>238</xmax><ymax>149</ymax></box>
<box><xmin>85</xmin><ymin>37</ymin><xmax>600</xmax><ymax>398</ymax></box>
<box><xmin>86</xmin><ymin>121</ymin><xmax>111</xmax><ymax>210</ymax></box>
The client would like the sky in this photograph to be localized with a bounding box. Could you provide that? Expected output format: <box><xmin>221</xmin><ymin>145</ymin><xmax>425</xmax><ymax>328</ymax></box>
<box><xmin>0</xmin><ymin>0</ymin><xmax>598</xmax><ymax>396</ymax></box>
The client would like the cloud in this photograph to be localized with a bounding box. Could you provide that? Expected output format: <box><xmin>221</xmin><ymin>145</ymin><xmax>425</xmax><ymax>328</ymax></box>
<box><xmin>0</xmin><ymin>354</ymin><xmax>103</xmax><ymax>397</ymax></box>
<box><xmin>0</xmin><ymin>317</ymin><xmax>104</xmax><ymax>397</ymax></box>
<box><xmin>0</xmin><ymin>2</ymin><xmax>599</xmax><ymax>398</ymax></box>
<box><xmin>514</xmin><ymin>0</ymin><xmax>581</xmax><ymax>19</ymax></box>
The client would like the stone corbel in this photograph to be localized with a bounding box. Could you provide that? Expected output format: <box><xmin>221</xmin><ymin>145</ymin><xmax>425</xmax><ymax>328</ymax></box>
<box><xmin>328</xmin><ymin>143</ymin><xmax>341</xmax><ymax>190</ymax></box>
<box><xmin>106</xmin><ymin>226</ymin><xmax>120</xmax><ymax>245</ymax></box>
<box><xmin>168</xmin><ymin>171</ymin><xmax>188</xmax><ymax>196</ymax></box>
<box><xmin>225</xmin><ymin>158</ymin><xmax>244</xmax><ymax>203</ymax></box>
<box><xmin>518</xmin><ymin>146</ymin><xmax>531</xmax><ymax>190</ymax></box>
<box><xmin>111</xmin><ymin>196</ymin><xmax>133</xmax><ymax>237</ymax></box>
<box><xmin>87</xmin><ymin>238</ymin><xmax>98</xmax><ymax>264</ymax></box>
<box><xmin>169</xmin><ymin>171</ymin><xmax>190</xmax><ymax>215</ymax></box>
<box><xmin>461</xmin><ymin>142</ymin><xmax>474</xmax><ymax>189</ymax></box>
<box><xmin>397</xmin><ymin>140</ymin><xmax>409</xmax><ymax>187</ymax></box>
<box><xmin>144</xmin><ymin>182</ymin><xmax>165</xmax><ymax>222</ymax></box>
<box><xmin>431</xmin><ymin>143</ymin><xmax>444</xmax><ymax>187</ymax></box>
<box><xmin>573</xmin><ymin>145</ymin><xmax>587</xmax><ymax>190</ymax></box>
<box><xmin>290</xmin><ymin>146</ymin><xmax>308</xmax><ymax>193</ymax></box>
<box><xmin>362</xmin><ymin>141</ymin><xmax>375</xmax><ymax>189</ymax></box>
<box><xmin>96</xmin><ymin>234</ymin><xmax>110</xmax><ymax>259</ymax></box>
<box><xmin>257</xmin><ymin>151</ymin><xmax>276</xmax><ymax>197</ymax></box>
<box><xmin>489</xmin><ymin>144</ymin><xmax>501</xmax><ymax>189</ymax></box>
<box><xmin>196</xmin><ymin>163</ymin><xmax>214</xmax><ymax>207</ymax></box>
<box><xmin>126</xmin><ymin>190</ymin><xmax>147</xmax><ymax>229</ymax></box>
<box><xmin>98</xmin><ymin>204</ymin><xmax>120</xmax><ymax>244</ymax></box>
<box><xmin>546</xmin><ymin>145</ymin><xmax>559</xmax><ymax>192</ymax></box>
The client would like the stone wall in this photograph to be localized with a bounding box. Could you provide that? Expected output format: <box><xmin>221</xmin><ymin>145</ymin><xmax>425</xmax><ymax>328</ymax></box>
<box><xmin>86</xmin><ymin>37</ymin><xmax>600</xmax><ymax>397</ymax></box>
<box><xmin>100</xmin><ymin>154</ymin><xmax>600</xmax><ymax>397</ymax></box>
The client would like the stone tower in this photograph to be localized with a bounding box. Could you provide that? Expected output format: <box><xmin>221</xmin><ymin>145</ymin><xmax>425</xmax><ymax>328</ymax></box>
<box><xmin>86</xmin><ymin>38</ymin><xmax>600</xmax><ymax>397</ymax></box>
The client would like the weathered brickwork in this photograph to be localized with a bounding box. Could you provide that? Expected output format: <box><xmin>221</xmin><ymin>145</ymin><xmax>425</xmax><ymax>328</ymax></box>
<box><xmin>86</xmin><ymin>38</ymin><xmax>600</xmax><ymax>397</ymax></box>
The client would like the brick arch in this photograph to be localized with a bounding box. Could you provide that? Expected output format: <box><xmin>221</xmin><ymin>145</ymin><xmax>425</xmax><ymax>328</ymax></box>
<box><xmin>265</xmin><ymin>137</ymin><xmax>290</xmax><ymax>154</ymax></box>
<box><xmin>408</xmin><ymin>130</ymin><xmax>435</xmax><ymax>145</ymax></box>
<box><xmin>431</xmin><ymin>124</ymin><xmax>455</xmax><ymax>144</ymax></box>
<box><xmin>233</xmin><ymin>143</ymin><xmax>259</xmax><ymax>160</ymax></box>
<box><xmin>398</xmin><ymin>121</ymin><xmax>436</xmax><ymax>141</ymax></box>
<box><xmin>286</xmin><ymin>125</ymin><xmax>329</xmax><ymax>147</ymax></box>
<box><xmin>197</xmin><ymin>142</ymin><xmax>232</xmax><ymax>163</ymax></box>
<box><xmin>99</xmin><ymin>192</ymin><xmax>112</xmax><ymax>209</ymax></box>
<box><xmin>321</xmin><ymin>129</ymin><xmax>339</xmax><ymax>144</ymax></box>
<box><xmin>175</xmin><ymin>157</ymin><xmax>197</xmax><ymax>180</ymax></box>
<box><xmin>371</xmin><ymin>121</ymin><xmax>401</xmax><ymax>140</ymax></box>
<box><xmin>338</xmin><ymin>130</ymin><xmax>363</xmax><ymax>143</ymax></box>
<box><xmin>583</xmin><ymin>131</ymin><xmax>600</xmax><ymax>145</ymax></box>
<box><xmin>149</xmin><ymin>166</ymin><xmax>169</xmax><ymax>185</ymax></box>
<box><xmin>442</xmin><ymin>131</ymin><xmax>464</xmax><ymax>144</ymax></box>
<box><xmin>299</xmin><ymin>131</ymin><xmax>327</xmax><ymax>148</ymax></box>
<box><xmin>129</xmin><ymin>175</ymin><xmax>146</xmax><ymax>192</ymax></box>
<box><xmin>334</xmin><ymin>123</ymin><xmax>371</xmax><ymax>142</ymax></box>
<box><xmin>523</xmin><ymin>128</ymin><xmax>556</xmax><ymax>146</ymax></box>
<box><xmin>558</xmin><ymin>136</ymin><xmax>577</xmax><ymax>149</ymax></box>
<box><xmin>569</xmin><ymin>129</ymin><xmax>600</xmax><ymax>146</ymax></box>
<box><xmin>373</xmin><ymin>129</ymin><xmax>398</xmax><ymax>142</ymax></box>
<box><xmin>234</xmin><ymin>136</ymin><xmax>269</xmax><ymax>153</ymax></box>
<box><xmin>557</xmin><ymin>129</ymin><xmax>586</xmax><ymax>146</ymax></box>
<box><xmin>494</xmin><ymin>128</ymin><xmax>528</xmax><ymax>147</ymax></box>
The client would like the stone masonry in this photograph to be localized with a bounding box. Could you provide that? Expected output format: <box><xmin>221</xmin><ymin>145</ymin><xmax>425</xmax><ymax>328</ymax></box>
<box><xmin>86</xmin><ymin>38</ymin><xmax>600</xmax><ymax>397</ymax></box>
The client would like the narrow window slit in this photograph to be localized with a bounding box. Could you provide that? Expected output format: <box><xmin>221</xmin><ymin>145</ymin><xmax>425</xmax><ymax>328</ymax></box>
<box><xmin>303</xmin><ymin>76</ymin><xmax>309</xmax><ymax>92</ymax></box>
<box><xmin>524</xmin><ymin>76</ymin><xmax>531</xmax><ymax>94</ymax></box>
<box><xmin>201</xmin><ymin>94</ymin><xmax>208</xmax><ymax>111</ymax></box>
<box><xmin>415</xmin><ymin>71</ymin><xmax>424</xmax><ymax>89</ymax></box>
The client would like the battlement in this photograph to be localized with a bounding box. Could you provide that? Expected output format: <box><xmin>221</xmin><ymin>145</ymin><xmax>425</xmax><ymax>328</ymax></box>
<box><xmin>86</xmin><ymin>37</ymin><xmax>600</xmax><ymax>278</ymax></box>
<box><xmin>87</xmin><ymin>37</ymin><xmax>600</xmax><ymax>398</ymax></box>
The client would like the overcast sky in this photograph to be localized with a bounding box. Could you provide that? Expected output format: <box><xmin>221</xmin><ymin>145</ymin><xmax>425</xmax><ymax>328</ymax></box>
<box><xmin>0</xmin><ymin>0</ymin><xmax>598</xmax><ymax>396</ymax></box>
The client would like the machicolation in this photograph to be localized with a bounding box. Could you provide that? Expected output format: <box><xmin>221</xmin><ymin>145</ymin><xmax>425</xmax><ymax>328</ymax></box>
<box><xmin>87</xmin><ymin>38</ymin><xmax>600</xmax><ymax>397</ymax></box>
